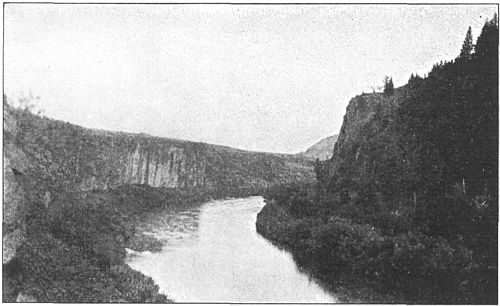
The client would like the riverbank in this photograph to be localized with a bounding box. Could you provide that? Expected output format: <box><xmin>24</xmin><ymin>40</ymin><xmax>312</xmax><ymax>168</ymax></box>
<box><xmin>256</xmin><ymin>184</ymin><xmax>496</xmax><ymax>304</ymax></box>
<box><xmin>256</xmin><ymin>200</ymin><xmax>403</xmax><ymax>304</ymax></box>
<box><xmin>3</xmin><ymin>185</ymin><xmax>262</xmax><ymax>302</ymax></box>
<box><xmin>127</xmin><ymin>196</ymin><xmax>336</xmax><ymax>303</ymax></box>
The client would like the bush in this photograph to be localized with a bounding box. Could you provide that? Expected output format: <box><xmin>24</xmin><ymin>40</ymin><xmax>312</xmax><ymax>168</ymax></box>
<box><xmin>15</xmin><ymin>233</ymin><xmax>170</xmax><ymax>303</ymax></box>
<box><xmin>258</xmin><ymin>183</ymin><xmax>496</xmax><ymax>304</ymax></box>
<box><xmin>46</xmin><ymin>192</ymin><xmax>130</xmax><ymax>267</ymax></box>
<box><xmin>12</xmin><ymin>183</ymin><xmax>262</xmax><ymax>302</ymax></box>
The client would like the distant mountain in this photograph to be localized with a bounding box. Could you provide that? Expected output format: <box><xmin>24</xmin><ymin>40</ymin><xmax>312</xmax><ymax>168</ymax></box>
<box><xmin>296</xmin><ymin>135</ymin><xmax>338</xmax><ymax>160</ymax></box>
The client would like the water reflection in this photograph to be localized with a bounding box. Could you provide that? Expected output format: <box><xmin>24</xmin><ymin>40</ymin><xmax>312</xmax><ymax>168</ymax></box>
<box><xmin>127</xmin><ymin>196</ymin><xmax>337</xmax><ymax>303</ymax></box>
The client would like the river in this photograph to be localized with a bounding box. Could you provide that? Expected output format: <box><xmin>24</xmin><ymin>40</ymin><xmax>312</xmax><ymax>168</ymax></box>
<box><xmin>126</xmin><ymin>196</ymin><xmax>337</xmax><ymax>303</ymax></box>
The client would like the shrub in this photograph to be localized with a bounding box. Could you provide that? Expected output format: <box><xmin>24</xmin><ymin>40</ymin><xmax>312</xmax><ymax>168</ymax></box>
<box><xmin>258</xmin><ymin>183</ymin><xmax>494</xmax><ymax>303</ymax></box>
<box><xmin>16</xmin><ymin>232</ymin><xmax>170</xmax><ymax>303</ymax></box>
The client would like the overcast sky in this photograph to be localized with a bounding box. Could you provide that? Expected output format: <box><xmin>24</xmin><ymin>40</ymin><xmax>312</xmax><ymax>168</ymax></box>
<box><xmin>4</xmin><ymin>4</ymin><xmax>497</xmax><ymax>153</ymax></box>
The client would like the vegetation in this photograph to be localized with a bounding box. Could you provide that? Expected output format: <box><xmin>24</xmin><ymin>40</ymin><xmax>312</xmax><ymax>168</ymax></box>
<box><xmin>3</xmin><ymin>13</ymin><xmax>497</xmax><ymax>305</ymax></box>
<box><xmin>383</xmin><ymin>76</ymin><xmax>394</xmax><ymax>96</ymax></box>
<box><xmin>258</xmin><ymin>184</ymin><xmax>492</xmax><ymax>303</ymax></box>
<box><xmin>459</xmin><ymin>26</ymin><xmax>474</xmax><ymax>60</ymax></box>
<box><xmin>258</xmin><ymin>17</ymin><xmax>498</xmax><ymax>304</ymax></box>
<box><xmin>3</xmin><ymin>186</ymin><xmax>166</xmax><ymax>303</ymax></box>
<box><xmin>4</xmin><ymin>183</ymin><xmax>264</xmax><ymax>303</ymax></box>
<box><xmin>3</xmin><ymin>88</ymin><xmax>311</xmax><ymax>302</ymax></box>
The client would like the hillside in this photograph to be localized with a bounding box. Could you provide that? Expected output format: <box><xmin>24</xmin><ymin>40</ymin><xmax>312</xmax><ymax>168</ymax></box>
<box><xmin>4</xmin><ymin>102</ymin><xmax>314</xmax><ymax>260</ymax></box>
<box><xmin>295</xmin><ymin>135</ymin><xmax>338</xmax><ymax>160</ymax></box>
<box><xmin>6</xmin><ymin>103</ymin><xmax>313</xmax><ymax>191</ymax></box>
<box><xmin>257</xmin><ymin>17</ymin><xmax>498</xmax><ymax>304</ymax></box>
<box><xmin>3</xmin><ymin>101</ymin><xmax>314</xmax><ymax>302</ymax></box>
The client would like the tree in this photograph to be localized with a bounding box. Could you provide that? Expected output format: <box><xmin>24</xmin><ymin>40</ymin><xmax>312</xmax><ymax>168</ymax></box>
<box><xmin>459</xmin><ymin>26</ymin><xmax>474</xmax><ymax>60</ymax></box>
<box><xmin>489</xmin><ymin>13</ymin><xmax>498</xmax><ymax>27</ymax></box>
<box><xmin>7</xmin><ymin>91</ymin><xmax>45</xmax><ymax>116</ymax></box>
<box><xmin>474</xmin><ymin>15</ymin><xmax>499</xmax><ymax>60</ymax></box>
<box><xmin>383</xmin><ymin>76</ymin><xmax>394</xmax><ymax>95</ymax></box>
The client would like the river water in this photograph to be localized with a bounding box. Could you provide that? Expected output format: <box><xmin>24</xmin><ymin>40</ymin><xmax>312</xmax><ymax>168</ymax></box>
<box><xmin>126</xmin><ymin>196</ymin><xmax>337</xmax><ymax>303</ymax></box>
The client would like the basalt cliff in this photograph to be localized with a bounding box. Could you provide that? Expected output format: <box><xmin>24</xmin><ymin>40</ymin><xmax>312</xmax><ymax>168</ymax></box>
<box><xmin>3</xmin><ymin>102</ymin><xmax>314</xmax><ymax>264</ymax></box>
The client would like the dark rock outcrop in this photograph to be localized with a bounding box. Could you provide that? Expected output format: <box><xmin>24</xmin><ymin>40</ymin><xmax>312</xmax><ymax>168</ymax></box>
<box><xmin>325</xmin><ymin>89</ymin><xmax>405</xmax><ymax>196</ymax></box>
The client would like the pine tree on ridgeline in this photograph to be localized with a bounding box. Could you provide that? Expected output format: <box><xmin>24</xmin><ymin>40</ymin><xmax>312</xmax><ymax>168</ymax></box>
<box><xmin>459</xmin><ymin>26</ymin><xmax>474</xmax><ymax>60</ymax></box>
<box><xmin>383</xmin><ymin>76</ymin><xmax>394</xmax><ymax>95</ymax></box>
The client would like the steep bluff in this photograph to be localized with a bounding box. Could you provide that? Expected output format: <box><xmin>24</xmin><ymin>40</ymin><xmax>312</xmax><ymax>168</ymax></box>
<box><xmin>3</xmin><ymin>103</ymin><xmax>314</xmax><ymax>263</ymax></box>
<box><xmin>320</xmin><ymin>88</ymin><xmax>407</xmax><ymax>197</ymax></box>
<box><xmin>332</xmin><ymin>89</ymin><xmax>402</xmax><ymax>162</ymax></box>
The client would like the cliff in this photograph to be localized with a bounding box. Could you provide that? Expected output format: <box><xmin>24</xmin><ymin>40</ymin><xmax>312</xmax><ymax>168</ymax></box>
<box><xmin>257</xmin><ymin>18</ymin><xmax>498</xmax><ymax>304</ymax></box>
<box><xmin>319</xmin><ymin>88</ymin><xmax>407</xmax><ymax>199</ymax></box>
<box><xmin>3</xmin><ymin>106</ymin><xmax>31</xmax><ymax>263</ymax></box>
<box><xmin>3</xmin><ymin>102</ymin><xmax>314</xmax><ymax>263</ymax></box>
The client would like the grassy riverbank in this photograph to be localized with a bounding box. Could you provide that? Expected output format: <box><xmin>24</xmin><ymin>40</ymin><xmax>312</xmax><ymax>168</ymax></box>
<box><xmin>3</xmin><ymin>184</ymin><xmax>262</xmax><ymax>302</ymax></box>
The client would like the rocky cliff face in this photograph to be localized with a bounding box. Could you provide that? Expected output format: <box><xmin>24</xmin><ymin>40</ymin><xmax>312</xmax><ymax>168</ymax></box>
<box><xmin>3</xmin><ymin>106</ymin><xmax>31</xmax><ymax>263</ymax></box>
<box><xmin>323</xmin><ymin>88</ymin><xmax>406</xmax><ymax>195</ymax></box>
<box><xmin>123</xmin><ymin>144</ymin><xmax>201</xmax><ymax>188</ymax></box>
<box><xmin>8</xmin><ymin>104</ymin><xmax>313</xmax><ymax>192</ymax></box>
<box><xmin>3</xmin><ymin>103</ymin><xmax>314</xmax><ymax>262</ymax></box>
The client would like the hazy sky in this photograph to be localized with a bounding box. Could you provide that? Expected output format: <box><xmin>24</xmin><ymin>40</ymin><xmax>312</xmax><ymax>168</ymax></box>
<box><xmin>4</xmin><ymin>4</ymin><xmax>497</xmax><ymax>153</ymax></box>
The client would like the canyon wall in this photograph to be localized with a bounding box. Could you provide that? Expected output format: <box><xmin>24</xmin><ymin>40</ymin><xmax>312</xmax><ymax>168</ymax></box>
<box><xmin>7</xmin><ymin>104</ymin><xmax>313</xmax><ymax>192</ymax></box>
<box><xmin>3</xmin><ymin>103</ymin><xmax>314</xmax><ymax>262</ymax></box>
